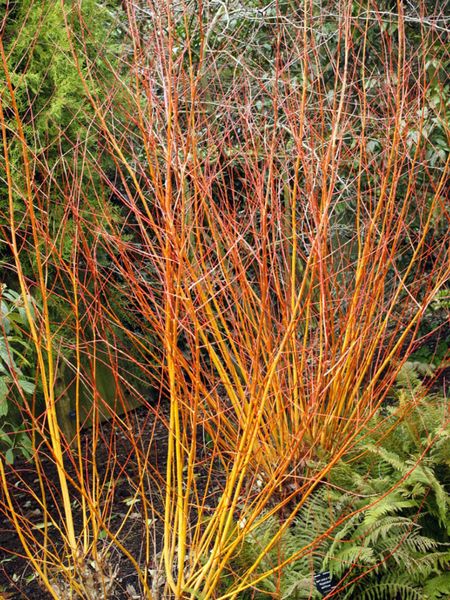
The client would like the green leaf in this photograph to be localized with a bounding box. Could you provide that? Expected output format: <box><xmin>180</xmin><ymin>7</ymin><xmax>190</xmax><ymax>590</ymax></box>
<box><xmin>5</xmin><ymin>448</ymin><xmax>14</xmax><ymax>465</ymax></box>
<box><xmin>18</xmin><ymin>379</ymin><xmax>35</xmax><ymax>395</ymax></box>
<box><xmin>0</xmin><ymin>378</ymin><xmax>9</xmax><ymax>403</ymax></box>
<box><xmin>2</xmin><ymin>290</ymin><xmax>19</xmax><ymax>303</ymax></box>
<box><xmin>1</xmin><ymin>302</ymin><xmax>11</xmax><ymax>334</ymax></box>
<box><xmin>0</xmin><ymin>340</ymin><xmax>14</xmax><ymax>369</ymax></box>
<box><xmin>17</xmin><ymin>433</ymin><xmax>33</xmax><ymax>459</ymax></box>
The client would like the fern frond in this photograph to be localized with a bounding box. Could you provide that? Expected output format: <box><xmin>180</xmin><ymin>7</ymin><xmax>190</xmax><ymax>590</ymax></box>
<box><xmin>410</xmin><ymin>551</ymin><xmax>450</xmax><ymax>582</ymax></box>
<box><xmin>396</xmin><ymin>360</ymin><xmax>434</xmax><ymax>389</ymax></box>
<box><xmin>365</xmin><ymin>444</ymin><xmax>409</xmax><ymax>474</ymax></box>
<box><xmin>360</xmin><ymin>515</ymin><xmax>420</xmax><ymax>544</ymax></box>
<box><xmin>281</xmin><ymin>576</ymin><xmax>320</xmax><ymax>600</ymax></box>
<box><xmin>350</xmin><ymin>581</ymin><xmax>424</xmax><ymax>600</ymax></box>
<box><xmin>363</xmin><ymin>493</ymin><xmax>418</xmax><ymax>524</ymax></box>
<box><xmin>423</xmin><ymin>572</ymin><xmax>450</xmax><ymax>599</ymax></box>
<box><xmin>430</xmin><ymin>433</ymin><xmax>450</xmax><ymax>468</ymax></box>
<box><xmin>326</xmin><ymin>545</ymin><xmax>376</xmax><ymax>577</ymax></box>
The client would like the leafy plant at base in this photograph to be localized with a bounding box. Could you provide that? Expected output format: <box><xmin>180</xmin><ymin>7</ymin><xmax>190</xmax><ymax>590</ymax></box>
<box><xmin>0</xmin><ymin>285</ymin><xmax>36</xmax><ymax>463</ymax></box>
<box><xmin>222</xmin><ymin>368</ymin><xmax>449</xmax><ymax>599</ymax></box>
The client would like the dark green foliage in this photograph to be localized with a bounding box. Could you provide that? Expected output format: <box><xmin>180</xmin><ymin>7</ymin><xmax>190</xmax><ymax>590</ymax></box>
<box><xmin>0</xmin><ymin>285</ymin><xmax>36</xmax><ymax>462</ymax></box>
<box><xmin>409</xmin><ymin>289</ymin><xmax>450</xmax><ymax>368</ymax></box>
<box><xmin>0</xmin><ymin>0</ymin><xmax>123</xmax><ymax>266</ymax></box>
<box><xmin>1</xmin><ymin>0</ymin><xmax>121</xmax><ymax>148</ymax></box>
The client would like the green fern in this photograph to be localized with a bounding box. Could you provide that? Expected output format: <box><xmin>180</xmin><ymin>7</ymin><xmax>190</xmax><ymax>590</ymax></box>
<box><xmin>225</xmin><ymin>487</ymin><xmax>448</xmax><ymax>599</ymax></box>
<box><xmin>222</xmin><ymin>366</ymin><xmax>449</xmax><ymax>599</ymax></box>
<box><xmin>352</xmin><ymin>580</ymin><xmax>424</xmax><ymax>600</ymax></box>
<box><xmin>424</xmin><ymin>573</ymin><xmax>450</xmax><ymax>600</ymax></box>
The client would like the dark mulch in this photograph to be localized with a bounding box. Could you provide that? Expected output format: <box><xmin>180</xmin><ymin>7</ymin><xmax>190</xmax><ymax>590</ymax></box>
<box><xmin>3</xmin><ymin>365</ymin><xmax>447</xmax><ymax>599</ymax></box>
<box><xmin>0</xmin><ymin>402</ymin><xmax>173</xmax><ymax>600</ymax></box>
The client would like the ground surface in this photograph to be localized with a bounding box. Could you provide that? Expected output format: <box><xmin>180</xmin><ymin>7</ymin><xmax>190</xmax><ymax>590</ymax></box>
<box><xmin>0</xmin><ymin>403</ymin><xmax>172</xmax><ymax>600</ymax></box>
<box><xmin>1</xmin><ymin>364</ymin><xmax>448</xmax><ymax>599</ymax></box>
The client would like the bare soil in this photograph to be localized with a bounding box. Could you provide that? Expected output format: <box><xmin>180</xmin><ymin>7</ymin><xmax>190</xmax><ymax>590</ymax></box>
<box><xmin>0</xmin><ymin>403</ymin><xmax>172</xmax><ymax>600</ymax></box>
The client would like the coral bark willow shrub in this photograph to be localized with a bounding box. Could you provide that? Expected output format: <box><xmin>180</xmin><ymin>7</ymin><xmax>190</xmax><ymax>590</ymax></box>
<box><xmin>0</xmin><ymin>0</ymin><xmax>449</xmax><ymax>598</ymax></box>
<box><xmin>69</xmin><ymin>1</ymin><xmax>447</xmax><ymax>597</ymax></box>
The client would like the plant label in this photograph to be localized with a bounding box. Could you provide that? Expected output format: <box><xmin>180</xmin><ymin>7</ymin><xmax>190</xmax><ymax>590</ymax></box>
<box><xmin>314</xmin><ymin>571</ymin><xmax>336</xmax><ymax>596</ymax></box>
